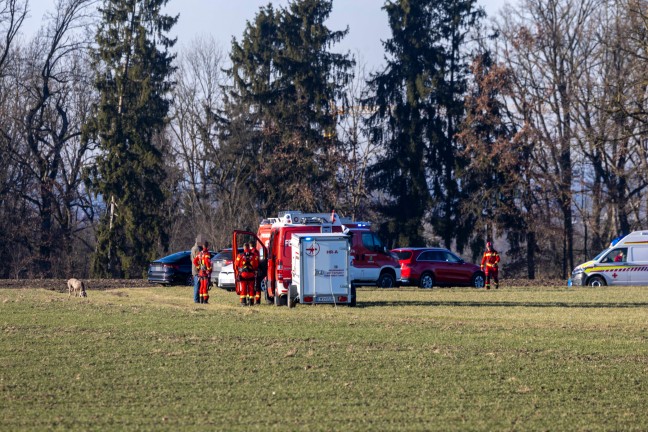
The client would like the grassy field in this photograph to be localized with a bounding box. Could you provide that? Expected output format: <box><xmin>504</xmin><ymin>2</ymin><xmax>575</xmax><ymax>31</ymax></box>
<box><xmin>1</xmin><ymin>284</ymin><xmax>648</xmax><ymax>431</ymax></box>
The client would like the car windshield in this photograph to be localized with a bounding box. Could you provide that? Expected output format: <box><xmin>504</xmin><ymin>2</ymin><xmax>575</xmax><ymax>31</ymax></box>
<box><xmin>592</xmin><ymin>248</ymin><xmax>610</xmax><ymax>262</ymax></box>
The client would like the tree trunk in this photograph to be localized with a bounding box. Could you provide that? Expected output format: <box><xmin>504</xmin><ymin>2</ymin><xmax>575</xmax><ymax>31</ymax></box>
<box><xmin>526</xmin><ymin>230</ymin><xmax>536</xmax><ymax>279</ymax></box>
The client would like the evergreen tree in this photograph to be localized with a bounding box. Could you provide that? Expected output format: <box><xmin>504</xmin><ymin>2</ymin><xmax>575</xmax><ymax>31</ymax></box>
<box><xmin>457</xmin><ymin>51</ymin><xmax>539</xmax><ymax>275</ymax></box>
<box><xmin>85</xmin><ymin>0</ymin><xmax>177</xmax><ymax>277</ymax></box>
<box><xmin>365</xmin><ymin>0</ymin><xmax>484</xmax><ymax>248</ymax></box>
<box><xmin>225</xmin><ymin>0</ymin><xmax>354</xmax><ymax>215</ymax></box>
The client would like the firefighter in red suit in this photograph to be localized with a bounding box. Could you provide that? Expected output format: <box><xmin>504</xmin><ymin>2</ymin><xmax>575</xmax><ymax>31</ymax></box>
<box><xmin>250</xmin><ymin>243</ymin><xmax>262</xmax><ymax>305</ymax></box>
<box><xmin>480</xmin><ymin>241</ymin><xmax>500</xmax><ymax>290</ymax></box>
<box><xmin>193</xmin><ymin>242</ymin><xmax>212</xmax><ymax>303</ymax></box>
<box><xmin>235</xmin><ymin>243</ymin><xmax>258</xmax><ymax>306</ymax></box>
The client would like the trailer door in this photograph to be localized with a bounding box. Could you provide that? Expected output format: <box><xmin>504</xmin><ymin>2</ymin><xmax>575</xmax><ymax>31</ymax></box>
<box><xmin>300</xmin><ymin>236</ymin><xmax>350</xmax><ymax>302</ymax></box>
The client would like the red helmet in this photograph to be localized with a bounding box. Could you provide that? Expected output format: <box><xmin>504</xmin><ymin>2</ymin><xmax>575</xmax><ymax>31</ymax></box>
<box><xmin>486</xmin><ymin>241</ymin><xmax>493</xmax><ymax>249</ymax></box>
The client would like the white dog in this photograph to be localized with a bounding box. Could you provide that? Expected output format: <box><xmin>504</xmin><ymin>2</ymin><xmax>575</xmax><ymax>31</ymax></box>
<box><xmin>67</xmin><ymin>278</ymin><xmax>87</xmax><ymax>297</ymax></box>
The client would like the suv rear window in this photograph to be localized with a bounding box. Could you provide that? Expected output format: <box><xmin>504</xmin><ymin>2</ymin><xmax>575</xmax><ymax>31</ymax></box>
<box><xmin>394</xmin><ymin>251</ymin><xmax>412</xmax><ymax>260</ymax></box>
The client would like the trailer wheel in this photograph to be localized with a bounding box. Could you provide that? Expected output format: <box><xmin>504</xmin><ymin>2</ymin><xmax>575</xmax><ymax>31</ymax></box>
<box><xmin>288</xmin><ymin>284</ymin><xmax>297</xmax><ymax>308</ymax></box>
<box><xmin>274</xmin><ymin>294</ymin><xmax>287</xmax><ymax>306</ymax></box>
<box><xmin>264</xmin><ymin>289</ymin><xmax>274</xmax><ymax>305</ymax></box>
<box><xmin>262</xmin><ymin>279</ymin><xmax>274</xmax><ymax>304</ymax></box>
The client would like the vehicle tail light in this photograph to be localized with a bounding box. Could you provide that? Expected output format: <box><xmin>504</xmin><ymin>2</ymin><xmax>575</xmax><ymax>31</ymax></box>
<box><xmin>303</xmin><ymin>296</ymin><xmax>313</xmax><ymax>303</ymax></box>
<box><xmin>163</xmin><ymin>264</ymin><xmax>179</xmax><ymax>270</ymax></box>
<box><xmin>338</xmin><ymin>296</ymin><xmax>348</xmax><ymax>302</ymax></box>
<box><xmin>224</xmin><ymin>259</ymin><xmax>232</xmax><ymax>266</ymax></box>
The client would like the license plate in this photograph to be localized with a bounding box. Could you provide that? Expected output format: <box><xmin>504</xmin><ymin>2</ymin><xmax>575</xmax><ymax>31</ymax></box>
<box><xmin>315</xmin><ymin>296</ymin><xmax>333</xmax><ymax>302</ymax></box>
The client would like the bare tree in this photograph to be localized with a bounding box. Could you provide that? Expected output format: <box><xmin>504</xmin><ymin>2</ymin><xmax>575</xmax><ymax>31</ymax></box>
<box><xmin>0</xmin><ymin>0</ymin><xmax>28</xmax><ymax>277</ymax></box>
<box><xmin>0</xmin><ymin>0</ymin><xmax>26</xmax><ymax>77</ymax></box>
<box><xmin>334</xmin><ymin>54</ymin><xmax>381</xmax><ymax>222</ymax></box>
<box><xmin>498</xmin><ymin>0</ymin><xmax>601</xmax><ymax>277</ymax></box>
<box><xmin>572</xmin><ymin>0</ymin><xmax>648</xmax><ymax>259</ymax></box>
<box><xmin>168</xmin><ymin>37</ymin><xmax>254</xmax><ymax>250</ymax></box>
<box><xmin>1</xmin><ymin>0</ymin><xmax>97</xmax><ymax>277</ymax></box>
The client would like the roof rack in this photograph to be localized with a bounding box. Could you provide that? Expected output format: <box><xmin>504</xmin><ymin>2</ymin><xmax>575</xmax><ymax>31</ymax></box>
<box><xmin>261</xmin><ymin>210</ymin><xmax>354</xmax><ymax>227</ymax></box>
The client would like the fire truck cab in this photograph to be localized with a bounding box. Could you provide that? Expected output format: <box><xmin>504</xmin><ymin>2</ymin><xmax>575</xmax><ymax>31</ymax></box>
<box><xmin>237</xmin><ymin>211</ymin><xmax>400</xmax><ymax>306</ymax></box>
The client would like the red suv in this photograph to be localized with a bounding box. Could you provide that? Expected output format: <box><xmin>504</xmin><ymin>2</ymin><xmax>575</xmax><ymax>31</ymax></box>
<box><xmin>391</xmin><ymin>247</ymin><xmax>485</xmax><ymax>288</ymax></box>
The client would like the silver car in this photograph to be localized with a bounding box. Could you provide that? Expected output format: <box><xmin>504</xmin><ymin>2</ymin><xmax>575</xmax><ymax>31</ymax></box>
<box><xmin>211</xmin><ymin>248</ymin><xmax>241</xmax><ymax>285</ymax></box>
<box><xmin>217</xmin><ymin>263</ymin><xmax>236</xmax><ymax>291</ymax></box>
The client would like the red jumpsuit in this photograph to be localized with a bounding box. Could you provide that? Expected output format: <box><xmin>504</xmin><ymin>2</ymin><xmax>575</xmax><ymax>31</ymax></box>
<box><xmin>193</xmin><ymin>249</ymin><xmax>212</xmax><ymax>303</ymax></box>
<box><xmin>252</xmin><ymin>248</ymin><xmax>261</xmax><ymax>305</ymax></box>
<box><xmin>235</xmin><ymin>249</ymin><xmax>258</xmax><ymax>306</ymax></box>
<box><xmin>480</xmin><ymin>245</ymin><xmax>500</xmax><ymax>289</ymax></box>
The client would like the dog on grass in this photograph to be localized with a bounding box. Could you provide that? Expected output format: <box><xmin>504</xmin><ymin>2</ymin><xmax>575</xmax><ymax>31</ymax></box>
<box><xmin>67</xmin><ymin>278</ymin><xmax>87</xmax><ymax>297</ymax></box>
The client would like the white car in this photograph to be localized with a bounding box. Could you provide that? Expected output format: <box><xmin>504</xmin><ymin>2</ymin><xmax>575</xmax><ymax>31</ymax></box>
<box><xmin>217</xmin><ymin>263</ymin><xmax>236</xmax><ymax>291</ymax></box>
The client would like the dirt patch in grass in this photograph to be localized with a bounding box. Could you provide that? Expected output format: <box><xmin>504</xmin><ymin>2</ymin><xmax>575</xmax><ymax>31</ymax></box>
<box><xmin>0</xmin><ymin>278</ymin><xmax>153</xmax><ymax>291</ymax></box>
<box><xmin>0</xmin><ymin>277</ymin><xmax>566</xmax><ymax>292</ymax></box>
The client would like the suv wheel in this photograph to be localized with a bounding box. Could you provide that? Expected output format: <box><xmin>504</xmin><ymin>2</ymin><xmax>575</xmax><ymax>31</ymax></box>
<box><xmin>471</xmin><ymin>273</ymin><xmax>485</xmax><ymax>288</ymax></box>
<box><xmin>419</xmin><ymin>273</ymin><xmax>434</xmax><ymax>289</ymax></box>
<box><xmin>185</xmin><ymin>275</ymin><xmax>194</xmax><ymax>286</ymax></box>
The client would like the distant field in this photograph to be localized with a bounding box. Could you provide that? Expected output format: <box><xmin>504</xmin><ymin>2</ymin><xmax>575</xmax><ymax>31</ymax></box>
<box><xmin>1</xmin><ymin>285</ymin><xmax>647</xmax><ymax>431</ymax></box>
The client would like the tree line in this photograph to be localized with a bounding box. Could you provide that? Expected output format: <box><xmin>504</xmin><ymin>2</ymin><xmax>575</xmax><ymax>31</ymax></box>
<box><xmin>0</xmin><ymin>0</ymin><xmax>646</xmax><ymax>280</ymax></box>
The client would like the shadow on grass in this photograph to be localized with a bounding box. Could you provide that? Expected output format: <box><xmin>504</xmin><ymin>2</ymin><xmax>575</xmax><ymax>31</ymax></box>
<box><xmin>357</xmin><ymin>300</ymin><xmax>648</xmax><ymax>309</ymax></box>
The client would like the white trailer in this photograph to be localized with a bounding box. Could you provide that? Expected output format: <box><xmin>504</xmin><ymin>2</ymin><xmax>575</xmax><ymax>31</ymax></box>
<box><xmin>289</xmin><ymin>233</ymin><xmax>355</xmax><ymax>307</ymax></box>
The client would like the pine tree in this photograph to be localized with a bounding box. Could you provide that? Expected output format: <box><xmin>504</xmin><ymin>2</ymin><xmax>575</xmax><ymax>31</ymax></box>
<box><xmin>85</xmin><ymin>0</ymin><xmax>177</xmax><ymax>277</ymax></box>
<box><xmin>365</xmin><ymin>0</ymin><xmax>484</xmax><ymax>248</ymax></box>
<box><xmin>225</xmin><ymin>0</ymin><xmax>354</xmax><ymax>215</ymax></box>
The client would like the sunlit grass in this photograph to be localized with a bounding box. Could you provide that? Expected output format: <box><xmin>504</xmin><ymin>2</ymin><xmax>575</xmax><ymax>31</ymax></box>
<box><xmin>1</xmin><ymin>284</ymin><xmax>648</xmax><ymax>431</ymax></box>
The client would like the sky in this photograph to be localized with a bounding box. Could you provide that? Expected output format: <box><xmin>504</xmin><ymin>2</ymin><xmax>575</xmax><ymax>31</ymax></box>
<box><xmin>21</xmin><ymin>0</ymin><xmax>508</xmax><ymax>69</ymax></box>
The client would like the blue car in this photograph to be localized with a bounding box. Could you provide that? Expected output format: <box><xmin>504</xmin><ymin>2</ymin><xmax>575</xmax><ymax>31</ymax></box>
<box><xmin>147</xmin><ymin>251</ymin><xmax>195</xmax><ymax>286</ymax></box>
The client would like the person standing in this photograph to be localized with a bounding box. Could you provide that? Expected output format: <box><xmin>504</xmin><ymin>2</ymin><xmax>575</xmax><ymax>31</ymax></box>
<box><xmin>190</xmin><ymin>235</ymin><xmax>203</xmax><ymax>303</ymax></box>
<box><xmin>194</xmin><ymin>241</ymin><xmax>213</xmax><ymax>304</ymax></box>
<box><xmin>250</xmin><ymin>242</ymin><xmax>262</xmax><ymax>305</ymax></box>
<box><xmin>235</xmin><ymin>243</ymin><xmax>258</xmax><ymax>306</ymax></box>
<box><xmin>480</xmin><ymin>241</ymin><xmax>500</xmax><ymax>290</ymax></box>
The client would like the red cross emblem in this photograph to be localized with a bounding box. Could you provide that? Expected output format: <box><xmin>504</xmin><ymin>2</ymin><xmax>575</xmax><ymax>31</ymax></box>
<box><xmin>612</xmin><ymin>272</ymin><xmax>618</xmax><ymax>279</ymax></box>
<box><xmin>305</xmin><ymin>243</ymin><xmax>320</xmax><ymax>256</ymax></box>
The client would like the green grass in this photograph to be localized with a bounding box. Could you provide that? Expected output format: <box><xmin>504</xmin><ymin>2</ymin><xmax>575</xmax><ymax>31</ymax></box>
<box><xmin>1</xmin><ymin>285</ymin><xmax>648</xmax><ymax>431</ymax></box>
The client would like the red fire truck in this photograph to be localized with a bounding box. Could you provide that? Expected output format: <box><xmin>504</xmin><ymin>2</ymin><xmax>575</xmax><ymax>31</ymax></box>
<box><xmin>233</xmin><ymin>211</ymin><xmax>401</xmax><ymax>306</ymax></box>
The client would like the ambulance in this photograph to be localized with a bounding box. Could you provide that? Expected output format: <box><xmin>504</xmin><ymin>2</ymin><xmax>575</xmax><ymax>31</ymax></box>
<box><xmin>570</xmin><ymin>230</ymin><xmax>648</xmax><ymax>286</ymax></box>
<box><xmin>233</xmin><ymin>211</ymin><xmax>401</xmax><ymax>305</ymax></box>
